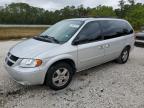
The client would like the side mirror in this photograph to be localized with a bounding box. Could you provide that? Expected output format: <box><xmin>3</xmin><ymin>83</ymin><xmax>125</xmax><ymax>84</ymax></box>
<box><xmin>72</xmin><ymin>39</ymin><xmax>80</xmax><ymax>45</ymax></box>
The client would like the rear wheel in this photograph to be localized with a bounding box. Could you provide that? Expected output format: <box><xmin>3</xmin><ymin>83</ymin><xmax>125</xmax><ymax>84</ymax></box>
<box><xmin>45</xmin><ymin>62</ymin><xmax>73</xmax><ymax>90</ymax></box>
<box><xmin>116</xmin><ymin>47</ymin><xmax>130</xmax><ymax>64</ymax></box>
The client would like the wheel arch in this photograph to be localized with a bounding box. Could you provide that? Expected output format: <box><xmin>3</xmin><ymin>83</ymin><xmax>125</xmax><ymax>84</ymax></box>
<box><xmin>125</xmin><ymin>45</ymin><xmax>131</xmax><ymax>51</ymax></box>
<box><xmin>48</xmin><ymin>58</ymin><xmax>76</xmax><ymax>73</ymax></box>
<box><xmin>43</xmin><ymin>55</ymin><xmax>76</xmax><ymax>84</ymax></box>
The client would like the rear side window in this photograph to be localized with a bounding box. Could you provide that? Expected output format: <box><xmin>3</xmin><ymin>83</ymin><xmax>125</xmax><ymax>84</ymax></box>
<box><xmin>100</xmin><ymin>20</ymin><xmax>133</xmax><ymax>40</ymax></box>
<box><xmin>76</xmin><ymin>21</ymin><xmax>102</xmax><ymax>44</ymax></box>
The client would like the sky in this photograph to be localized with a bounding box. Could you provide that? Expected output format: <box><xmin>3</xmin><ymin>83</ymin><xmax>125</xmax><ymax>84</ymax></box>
<box><xmin>0</xmin><ymin>0</ymin><xmax>144</xmax><ymax>10</ymax></box>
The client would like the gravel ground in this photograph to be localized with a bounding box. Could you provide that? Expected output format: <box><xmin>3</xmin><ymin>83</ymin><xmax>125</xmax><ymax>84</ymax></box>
<box><xmin>0</xmin><ymin>40</ymin><xmax>144</xmax><ymax>108</ymax></box>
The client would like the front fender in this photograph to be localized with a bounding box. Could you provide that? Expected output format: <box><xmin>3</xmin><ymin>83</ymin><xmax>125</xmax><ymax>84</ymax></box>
<box><xmin>40</xmin><ymin>54</ymin><xmax>77</xmax><ymax>84</ymax></box>
<box><xmin>45</xmin><ymin>54</ymin><xmax>77</xmax><ymax>71</ymax></box>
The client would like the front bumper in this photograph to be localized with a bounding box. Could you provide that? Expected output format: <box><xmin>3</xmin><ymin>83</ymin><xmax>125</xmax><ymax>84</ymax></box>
<box><xmin>4</xmin><ymin>62</ymin><xmax>46</xmax><ymax>85</ymax></box>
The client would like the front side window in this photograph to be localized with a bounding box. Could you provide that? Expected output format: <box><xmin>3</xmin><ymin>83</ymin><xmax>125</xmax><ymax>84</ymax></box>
<box><xmin>75</xmin><ymin>21</ymin><xmax>102</xmax><ymax>44</ymax></box>
<box><xmin>34</xmin><ymin>20</ymin><xmax>84</xmax><ymax>44</ymax></box>
<box><xmin>100</xmin><ymin>20</ymin><xmax>134</xmax><ymax>40</ymax></box>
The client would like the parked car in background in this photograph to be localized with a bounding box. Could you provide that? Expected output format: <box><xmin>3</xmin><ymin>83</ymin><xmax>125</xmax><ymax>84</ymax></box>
<box><xmin>4</xmin><ymin>18</ymin><xmax>135</xmax><ymax>90</ymax></box>
<box><xmin>135</xmin><ymin>30</ymin><xmax>144</xmax><ymax>45</ymax></box>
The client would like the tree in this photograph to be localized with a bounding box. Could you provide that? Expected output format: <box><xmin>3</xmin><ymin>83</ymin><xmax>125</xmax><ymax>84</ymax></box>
<box><xmin>124</xmin><ymin>3</ymin><xmax>144</xmax><ymax>29</ymax></box>
<box><xmin>128</xmin><ymin>0</ymin><xmax>136</xmax><ymax>6</ymax></box>
<box><xmin>0</xmin><ymin>2</ymin><xmax>144</xmax><ymax>30</ymax></box>
<box><xmin>76</xmin><ymin>5</ymin><xmax>88</xmax><ymax>17</ymax></box>
<box><xmin>88</xmin><ymin>5</ymin><xmax>116</xmax><ymax>17</ymax></box>
<box><xmin>0</xmin><ymin>3</ymin><xmax>46</xmax><ymax>24</ymax></box>
<box><xmin>118</xmin><ymin>0</ymin><xmax>126</xmax><ymax>18</ymax></box>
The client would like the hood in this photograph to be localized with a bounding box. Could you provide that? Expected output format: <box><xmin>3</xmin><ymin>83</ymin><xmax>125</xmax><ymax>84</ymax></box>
<box><xmin>10</xmin><ymin>38</ymin><xmax>60</xmax><ymax>58</ymax></box>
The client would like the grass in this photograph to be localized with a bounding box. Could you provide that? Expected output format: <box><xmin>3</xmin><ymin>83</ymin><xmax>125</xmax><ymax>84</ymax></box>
<box><xmin>0</xmin><ymin>27</ymin><xmax>47</xmax><ymax>40</ymax></box>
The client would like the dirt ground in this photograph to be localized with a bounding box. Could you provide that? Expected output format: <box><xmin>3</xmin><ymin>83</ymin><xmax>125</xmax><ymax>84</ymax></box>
<box><xmin>0</xmin><ymin>40</ymin><xmax>144</xmax><ymax>108</ymax></box>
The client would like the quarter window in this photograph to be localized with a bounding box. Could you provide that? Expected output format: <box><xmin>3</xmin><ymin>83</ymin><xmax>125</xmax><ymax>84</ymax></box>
<box><xmin>100</xmin><ymin>20</ymin><xmax>133</xmax><ymax>40</ymax></box>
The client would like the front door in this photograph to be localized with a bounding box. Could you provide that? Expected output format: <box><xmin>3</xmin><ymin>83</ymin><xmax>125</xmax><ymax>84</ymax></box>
<box><xmin>74</xmin><ymin>21</ymin><xmax>105</xmax><ymax>71</ymax></box>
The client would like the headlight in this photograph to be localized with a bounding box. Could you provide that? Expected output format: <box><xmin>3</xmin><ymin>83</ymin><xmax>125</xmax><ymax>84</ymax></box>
<box><xmin>20</xmin><ymin>59</ymin><xmax>42</xmax><ymax>68</ymax></box>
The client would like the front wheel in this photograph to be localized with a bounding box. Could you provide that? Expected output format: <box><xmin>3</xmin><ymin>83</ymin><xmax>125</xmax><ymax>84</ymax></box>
<box><xmin>45</xmin><ymin>62</ymin><xmax>73</xmax><ymax>90</ymax></box>
<box><xmin>116</xmin><ymin>47</ymin><xmax>130</xmax><ymax>64</ymax></box>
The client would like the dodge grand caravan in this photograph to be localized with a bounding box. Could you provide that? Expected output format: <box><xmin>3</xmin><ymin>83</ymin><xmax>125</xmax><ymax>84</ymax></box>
<box><xmin>4</xmin><ymin>18</ymin><xmax>135</xmax><ymax>90</ymax></box>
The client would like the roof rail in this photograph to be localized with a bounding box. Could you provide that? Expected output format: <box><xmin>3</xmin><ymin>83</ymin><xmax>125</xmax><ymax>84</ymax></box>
<box><xmin>94</xmin><ymin>16</ymin><xmax>118</xmax><ymax>18</ymax></box>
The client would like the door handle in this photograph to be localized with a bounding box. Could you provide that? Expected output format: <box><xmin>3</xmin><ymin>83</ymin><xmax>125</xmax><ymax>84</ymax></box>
<box><xmin>98</xmin><ymin>45</ymin><xmax>104</xmax><ymax>49</ymax></box>
<box><xmin>105</xmin><ymin>44</ymin><xmax>110</xmax><ymax>48</ymax></box>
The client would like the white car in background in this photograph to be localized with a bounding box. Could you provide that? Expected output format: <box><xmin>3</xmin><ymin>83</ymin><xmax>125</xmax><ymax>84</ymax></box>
<box><xmin>135</xmin><ymin>30</ymin><xmax>144</xmax><ymax>45</ymax></box>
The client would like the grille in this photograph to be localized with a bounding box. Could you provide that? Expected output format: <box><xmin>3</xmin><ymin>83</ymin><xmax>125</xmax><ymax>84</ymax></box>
<box><xmin>7</xmin><ymin>60</ymin><xmax>14</xmax><ymax>66</ymax></box>
<box><xmin>6</xmin><ymin>53</ymin><xmax>19</xmax><ymax>66</ymax></box>
<box><xmin>9</xmin><ymin>54</ymin><xmax>19</xmax><ymax>61</ymax></box>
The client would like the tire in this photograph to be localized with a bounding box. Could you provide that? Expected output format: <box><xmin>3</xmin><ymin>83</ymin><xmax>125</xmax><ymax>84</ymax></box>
<box><xmin>116</xmin><ymin>47</ymin><xmax>130</xmax><ymax>64</ymax></box>
<box><xmin>45</xmin><ymin>62</ymin><xmax>74</xmax><ymax>90</ymax></box>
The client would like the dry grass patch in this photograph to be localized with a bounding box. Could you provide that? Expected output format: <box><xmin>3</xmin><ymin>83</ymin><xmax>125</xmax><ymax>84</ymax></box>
<box><xmin>0</xmin><ymin>27</ymin><xmax>47</xmax><ymax>40</ymax></box>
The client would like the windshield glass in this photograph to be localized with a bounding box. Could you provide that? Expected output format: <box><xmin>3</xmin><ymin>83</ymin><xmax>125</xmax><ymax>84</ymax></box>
<box><xmin>40</xmin><ymin>20</ymin><xmax>84</xmax><ymax>44</ymax></box>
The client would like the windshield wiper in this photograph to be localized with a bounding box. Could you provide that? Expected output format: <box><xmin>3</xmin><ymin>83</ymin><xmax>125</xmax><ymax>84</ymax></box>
<box><xmin>34</xmin><ymin>35</ymin><xmax>60</xmax><ymax>44</ymax></box>
<box><xmin>33</xmin><ymin>36</ymin><xmax>52</xmax><ymax>43</ymax></box>
<box><xmin>39</xmin><ymin>35</ymin><xmax>60</xmax><ymax>44</ymax></box>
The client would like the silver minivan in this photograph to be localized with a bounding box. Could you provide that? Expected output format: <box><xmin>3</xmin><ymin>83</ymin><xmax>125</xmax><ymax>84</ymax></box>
<box><xmin>4</xmin><ymin>18</ymin><xmax>135</xmax><ymax>90</ymax></box>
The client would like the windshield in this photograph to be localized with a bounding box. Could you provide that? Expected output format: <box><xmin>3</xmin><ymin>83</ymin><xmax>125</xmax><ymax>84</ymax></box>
<box><xmin>39</xmin><ymin>20</ymin><xmax>84</xmax><ymax>44</ymax></box>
